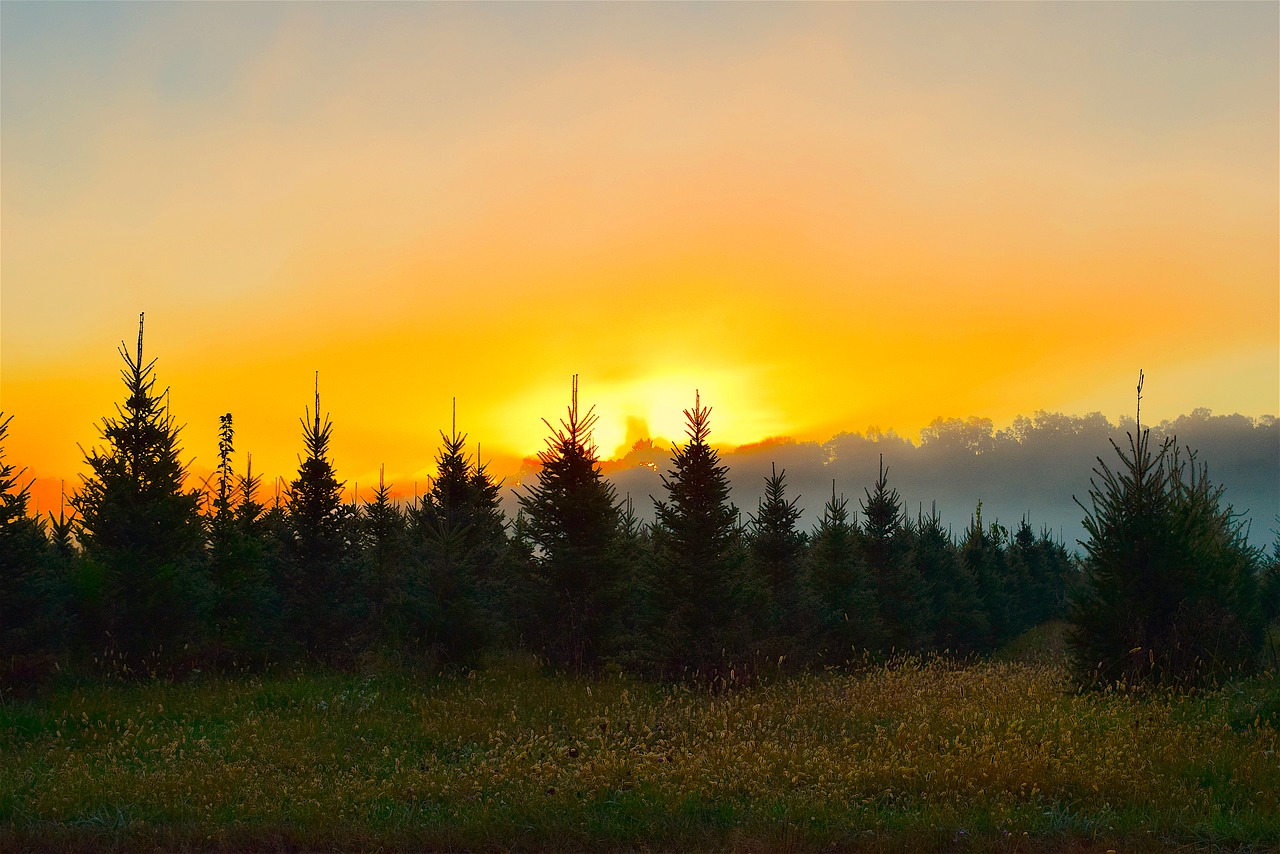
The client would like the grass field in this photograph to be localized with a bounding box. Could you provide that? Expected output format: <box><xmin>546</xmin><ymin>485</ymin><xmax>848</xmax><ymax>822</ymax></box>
<box><xmin>2</xmin><ymin>647</ymin><xmax>1278</xmax><ymax>852</ymax></box>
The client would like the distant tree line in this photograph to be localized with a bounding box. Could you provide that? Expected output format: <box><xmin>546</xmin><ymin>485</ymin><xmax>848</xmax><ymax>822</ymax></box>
<box><xmin>600</xmin><ymin>407</ymin><xmax>1277</xmax><ymax>555</ymax></box>
<box><xmin>2</xmin><ymin>319</ymin><xmax>1277</xmax><ymax>692</ymax></box>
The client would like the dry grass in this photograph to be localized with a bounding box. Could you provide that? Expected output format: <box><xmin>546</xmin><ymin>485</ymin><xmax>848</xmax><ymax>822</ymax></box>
<box><xmin>2</xmin><ymin>654</ymin><xmax>1277</xmax><ymax>851</ymax></box>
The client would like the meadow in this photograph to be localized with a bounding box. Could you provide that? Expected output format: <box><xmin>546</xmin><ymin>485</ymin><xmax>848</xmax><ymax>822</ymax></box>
<box><xmin>2</xmin><ymin>635</ymin><xmax>1278</xmax><ymax>854</ymax></box>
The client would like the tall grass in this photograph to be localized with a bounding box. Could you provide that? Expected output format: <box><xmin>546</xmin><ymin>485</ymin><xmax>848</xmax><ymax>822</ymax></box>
<box><xmin>2</xmin><ymin>655</ymin><xmax>1277</xmax><ymax>850</ymax></box>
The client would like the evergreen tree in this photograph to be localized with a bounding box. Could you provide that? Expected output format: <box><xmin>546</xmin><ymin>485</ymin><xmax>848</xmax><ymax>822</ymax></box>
<box><xmin>1007</xmin><ymin>518</ymin><xmax>1044</xmax><ymax>631</ymax></box>
<box><xmin>46</xmin><ymin>490</ymin><xmax>78</xmax><ymax>565</ymax></box>
<box><xmin>516</xmin><ymin>376</ymin><xmax>622</xmax><ymax>671</ymax></box>
<box><xmin>1070</xmin><ymin>373</ymin><xmax>1264</xmax><ymax>687</ymax></box>
<box><xmin>911</xmin><ymin>506</ymin><xmax>987</xmax><ymax>653</ymax></box>
<box><xmin>407</xmin><ymin>402</ymin><xmax>512</xmax><ymax>660</ymax></box>
<box><xmin>203</xmin><ymin>414</ymin><xmax>273</xmax><ymax>665</ymax></box>
<box><xmin>608</xmin><ymin>494</ymin><xmax>652</xmax><ymax>668</ymax></box>
<box><xmin>807</xmin><ymin>481</ymin><xmax>880</xmax><ymax>662</ymax></box>
<box><xmin>963</xmin><ymin>505</ymin><xmax>1012</xmax><ymax>648</ymax></box>
<box><xmin>359</xmin><ymin>466</ymin><xmax>412</xmax><ymax>655</ymax></box>
<box><xmin>860</xmin><ymin>456</ymin><xmax>930</xmax><ymax>652</ymax></box>
<box><xmin>1262</xmin><ymin>530</ymin><xmax>1280</xmax><ymax>627</ymax></box>
<box><xmin>0</xmin><ymin>414</ymin><xmax>69</xmax><ymax>690</ymax></box>
<box><xmin>1006</xmin><ymin>518</ymin><xmax>1074</xmax><ymax>630</ymax></box>
<box><xmin>647</xmin><ymin>391</ymin><xmax>753</xmax><ymax>679</ymax></box>
<box><xmin>748</xmin><ymin>463</ymin><xmax>815</xmax><ymax>662</ymax></box>
<box><xmin>71</xmin><ymin>315</ymin><xmax>208</xmax><ymax>669</ymax></box>
<box><xmin>408</xmin><ymin>407</ymin><xmax>508</xmax><ymax>664</ymax></box>
<box><xmin>282</xmin><ymin>376</ymin><xmax>357</xmax><ymax>662</ymax></box>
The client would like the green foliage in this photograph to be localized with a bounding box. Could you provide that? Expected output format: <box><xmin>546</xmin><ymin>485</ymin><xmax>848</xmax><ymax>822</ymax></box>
<box><xmin>911</xmin><ymin>506</ymin><xmax>987</xmax><ymax>653</ymax></box>
<box><xmin>647</xmin><ymin>392</ymin><xmax>752</xmax><ymax>679</ymax></box>
<box><xmin>962</xmin><ymin>505</ymin><xmax>1010</xmax><ymax>650</ymax></box>
<box><xmin>405</xmin><ymin>409</ymin><xmax>512</xmax><ymax>663</ymax></box>
<box><xmin>1071</xmin><ymin>387</ymin><xmax>1265</xmax><ymax>687</ymax></box>
<box><xmin>606</xmin><ymin>495</ymin><xmax>652</xmax><ymax>670</ymax></box>
<box><xmin>1006</xmin><ymin>518</ymin><xmax>1073</xmax><ymax>633</ymax></box>
<box><xmin>861</xmin><ymin>457</ymin><xmax>931</xmax><ymax>652</ymax></box>
<box><xmin>1262</xmin><ymin>533</ymin><xmax>1280</xmax><ymax>627</ymax></box>
<box><xmin>69</xmin><ymin>316</ymin><xmax>208</xmax><ymax>669</ymax></box>
<box><xmin>747</xmin><ymin>464</ymin><xmax>815</xmax><ymax>662</ymax></box>
<box><xmin>359</xmin><ymin>467</ymin><xmax>411</xmax><ymax>655</ymax></box>
<box><xmin>0</xmin><ymin>414</ymin><xmax>70</xmax><ymax>691</ymax></box>
<box><xmin>807</xmin><ymin>482</ymin><xmax>880</xmax><ymax>662</ymax></box>
<box><xmin>204</xmin><ymin>417</ymin><xmax>276</xmax><ymax>666</ymax></box>
<box><xmin>517</xmin><ymin>377</ymin><xmax>623</xmax><ymax>672</ymax></box>
<box><xmin>282</xmin><ymin>380</ymin><xmax>357</xmax><ymax>663</ymax></box>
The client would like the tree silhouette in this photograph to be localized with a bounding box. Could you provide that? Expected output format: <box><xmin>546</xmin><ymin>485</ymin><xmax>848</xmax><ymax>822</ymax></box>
<box><xmin>357</xmin><ymin>466</ymin><xmax>413</xmax><ymax>655</ymax></box>
<box><xmin>517</xmin><ymin>376</ymin><xmax>622</xmax><ymax>671</ymax></box>
<box><xmin>71</xmin><ymin>315</ymin><xmax>208</xmax><ymax>668</ymax></box>
<box><xmin>748</xmin><ymin>463</ymin><xmax>814</xmax><ymax>661</ymax></box>
<box><xmin>910</xmin><ymin>505</ymin><xmax>986</xmax><ymax>653</ymax></box>
<box><xmin>204</xmin><ymin>414</ymin><xmax>275</xmax><ymax>665</ymax></box>
<box><xmin>1</xmin><ymin>414</ymin><xmax>69</xmax><ymax>689</ymax></box>
<box><xmin>962</xmin><ymin>504</ymin><xmax>1009</xmax><ymax>649</ymax></box>
<box><xmin>648</xmin><ymin>391</ymin><xmax>752</xmax><ymax>679</ymax></box>
<box><xmin>860</xmin><ymin>456</ymin><xmax>930</xmax><ymax>652</ymax></box>
<box><xmin>408</xmin><ymin>404</ymin><xmax>509</xmax><ymax>663</ymax></box>
<box><xmin>807</xmin><ymin>481</ymin><xmax>880</xmax><ymax>662</ymax></box>
<box><xmin>282</xmin><ymin>375</ymin><xmax>356</xmax><ymax>662</ymax></box>
<box><xmin>1070</xmin><ymin>373</ymin><xmax>1264</xmax><ymax>686</ymax></box>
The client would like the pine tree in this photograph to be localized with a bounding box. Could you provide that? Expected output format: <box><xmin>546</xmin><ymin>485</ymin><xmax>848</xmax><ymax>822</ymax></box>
<box><xmin>608</xmin><ymin>494</ymin><xmax>652</xmax><ymax>668</ymax></box>
<box><xmin>911</xmin><ymin>506</ymin><xmax>986</xmax><ymax>653</ymax></box>
<box><xmin>748</xmin><ymin>463</ymin><xmax>814</xmax><ymax>662</ymax></box>
<box><xmin>1262</xmin><ymin>532</ymin><xmax>1280</xmax><ymax>627</ymax></box>
<box><xmin>1006</xmin><ymin>518</ymin><xmax>1073</xmax><ymax>630</ymax></box>
<box><xmin>359</xmin><ymin>466</ymin><xmax>412</xmax><ymax>655</ymax></box>
<box><xmin>407</xmin><ymin>405</ymin><xmax>508</xmax><ymax>663</ymax></box>
<box><xmin>203</xmin><ymin>415</ymin><xmax>275</xmax><ymax>666</ymax></box>
<box><xmin>963</xmin><ymin>504</ymin><xmax>1011</xmax><ymax>649</ymax></box>
<box><xmin>860</xmin><ymin>456</ymin><xmax>930</xmax><ymax>652</ymax></box>
<box><xmin>71</xmin><ymin>315</ymin><xmax>208</xmax><ymax>669</ymax></box>
<box><xmin>282</xmin><ymin>375</ymin><xmax>356</xmax><ymax>662</ymax></box>
<box><xmin>647</xmin><ymin>391</ymin><xmax>753</xmax><ymax>679</ymax></box>
<box><xmin>516</xmin><ymin>376</ymin><xmax>622</xmax><ymax>671</ymax></box>
<box><xmin>1</xmin><ymin>414</ymin><xmax>69</xmax><ymax>690</ymax></box>
<box><xmin>1070</xmin><ymin>373</ymin><xmax>1264</xmax><ymax>687</ymax></box>
<box><xmin>807</xmin><ymin>481</ymin><xmax>879</xmax><ymax>662</ymax></box>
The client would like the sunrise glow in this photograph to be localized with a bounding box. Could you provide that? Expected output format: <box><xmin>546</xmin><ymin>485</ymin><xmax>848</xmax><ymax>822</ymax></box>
<box><xmin>2</xmin><ymin>2</ymin><xmax>1276</xmax><ymax>512</ymax></box>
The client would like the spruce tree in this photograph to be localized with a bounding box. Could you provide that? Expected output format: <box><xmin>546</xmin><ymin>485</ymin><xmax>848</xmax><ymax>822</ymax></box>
<box><xmin>1007</xmin><ymin>518</ymin><xmax>1043</xmax><ymax>631</ymax></box>
<box><xmin>911</xmin><ymin>506</ymin><xmax>986</xmax><ymax>653</ymax></box>
<box><xmin>282</xmin><ymin>376</ymin><xmax>356</xmax><ymax>662</ymax></box>
<box><xmin>608</xmin><ymin>494</ymin><xmax>652</xmax><ymax>668</ymax></box>
<box><xmin>202</xmin><ymin>416</ymin><xmax>277</xmax><ymax>665</ymax></box>
<box><xmin>1</xmin><ymin>414</ymin><xmax>69</xmax><ymax>689</ymax></box>
<box><xmin>748</xmin><ymin>463</ymin><xmax>814</xmax><ymax>662</ymax></box>
<box><xmin>860</xmin><ymin>456</ymin><xmax>930</xmax><ymax>652</ymax></box>
<box><xmin>648</xmin><ymin>391</ymin><xmax>753</xmax><ymax>679</ymax></box>
<box><xmin>807</xmin><ymin>481</ymin><xmax>880</xmax><ymax>662</ymax></box>
<box><xmin>71</xmin><ymin>315</ymin><xmax>208</xmax><ymax>669</ymax></box>
<box><xmin>1070</xmin><ymin>373</ymin><xmax>1264</xmax><ymax>687</ymax></box>
<box><xmin>516</xmin><ymin>376</ymin><xmax>622</xmax><ymax>672</ymax></box>
<box><xmin>359</xmin><ymin>466</ymin><xmax>412</xmax><ymax>655</ymax></box>
<box><xmin>408</xmin><ymin>405</ymin><xmax>508</xmax><ymax>663</ymax></box>
<box><xmin>1006</xmin><ymin>518</ymin><xmax>1073</xmax><ymax>630</ymax></box>
<box><xmin>1262</xmin><ymin>532</ymin><xmax>1280</xmax><ymax>628</ymax></box>
<box><xmin>963</xmin><ymin>505</ymin><xmax>1011</xmax><ymax>648</ymax></box>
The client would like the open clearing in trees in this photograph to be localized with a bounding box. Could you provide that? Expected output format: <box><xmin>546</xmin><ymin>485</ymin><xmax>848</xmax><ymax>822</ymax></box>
<box><xmin>3</xmin><ymin>645</ymin><xmax>1278</xmax><ymax>852</ymax></box>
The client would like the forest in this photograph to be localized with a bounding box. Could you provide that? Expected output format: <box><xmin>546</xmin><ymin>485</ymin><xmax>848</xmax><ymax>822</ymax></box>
<box><xmin>4</xmin><ymin>319</ymin><xmax>1280</xmax><ymax>851</ymax></box>
<box><xmin>3</xmin><ymin>317</ymin><xmax>1277</xmax><ymax>689</ymax></box>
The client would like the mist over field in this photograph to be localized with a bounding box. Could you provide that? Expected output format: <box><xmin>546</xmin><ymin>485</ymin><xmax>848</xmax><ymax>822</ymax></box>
<box><xmin>502</xmin><ymin>409</ymin><xmax>1279</xmax><ymax>551</ymax></box>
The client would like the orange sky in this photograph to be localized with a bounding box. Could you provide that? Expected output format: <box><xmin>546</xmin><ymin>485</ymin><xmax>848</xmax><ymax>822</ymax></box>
<box><xmin>2</xmin><ymin>3</ymin><xmax>1277</xmax><ymax>511</ymax></box>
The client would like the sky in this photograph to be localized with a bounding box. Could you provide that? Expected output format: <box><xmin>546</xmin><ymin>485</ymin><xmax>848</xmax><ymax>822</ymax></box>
<box><xmin>2</xmin><ymin>2</ymin><xmax>1277</xmax><ymax>511</ymax></box>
